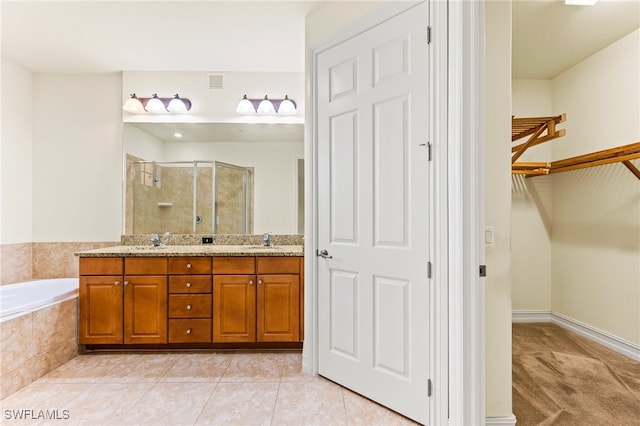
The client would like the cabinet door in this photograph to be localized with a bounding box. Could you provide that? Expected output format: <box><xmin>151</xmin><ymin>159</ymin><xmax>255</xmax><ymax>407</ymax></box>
<box><xmin>257</xmin><ymin>274</ymin><xmax>300</xmax><ymax>342</ymax></box>
<box><xmin>79</xmin><ymin>275</ymin><xmax>123</xmax><ymax>344</ymax></box>
<box><xmin>213</xmin><ymin>275</ymin><xmax>256</xmax><ymax>342</ymax></box>
<box><xmin>124</xmin><ymin>275</ymin><xmax>168</xmax><ymax>344</ymax></box>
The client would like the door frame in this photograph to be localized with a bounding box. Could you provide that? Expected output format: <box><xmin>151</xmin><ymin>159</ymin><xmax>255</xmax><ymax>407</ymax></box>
<box><xmin>304</xmin><ymin>1</ymin><xmax>485</xmax><ymax>424</ymax></box>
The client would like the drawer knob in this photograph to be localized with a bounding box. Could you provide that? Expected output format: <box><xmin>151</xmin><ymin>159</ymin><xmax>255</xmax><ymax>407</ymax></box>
<box><xmin>186</xmin><ymin>328</ymin><xmax>192</xmax><ymax>334</ymax></box>
<box><xmin>186</xmin><ymin>263</ymin><xmax>192</xmax><ymax>269</ymax></box>
<box><xmin>186</xmin><ymin>282</ymin><xmax>191</xmax><ymax>288</ymax></box>
<box><xmin>186</xmin><ymin>304</ymin><xmax>192</xmax><ymax>310</ymax></box>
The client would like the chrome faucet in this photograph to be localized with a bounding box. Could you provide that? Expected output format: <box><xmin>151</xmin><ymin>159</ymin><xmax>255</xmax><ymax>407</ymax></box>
<box><xmin>151</xmin><ymin>232</ymin><xmax>171</xmax><ymax>247</ymax></box>
<box><xmin>262</xmin><ymin>232</ymin><xmax>273</xmax><ymax>247</ymax></box>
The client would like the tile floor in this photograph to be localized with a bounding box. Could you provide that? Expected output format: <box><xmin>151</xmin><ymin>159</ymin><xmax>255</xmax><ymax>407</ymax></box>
<box><xmin>0</xmin><ymin>352</ymin><xmax>418</xmax><ymax>425</ymax></box>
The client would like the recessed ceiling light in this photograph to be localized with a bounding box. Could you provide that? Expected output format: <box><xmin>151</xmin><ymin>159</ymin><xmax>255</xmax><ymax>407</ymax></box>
<box><xmin>565</xmin><ymin>0</ymin><xmax>598</xmax><ymax>5</ymax></box>
<box><xmin>173</xmin><ymin>132</ymin><xmax>183</xmax><ymax>138</ymax></box>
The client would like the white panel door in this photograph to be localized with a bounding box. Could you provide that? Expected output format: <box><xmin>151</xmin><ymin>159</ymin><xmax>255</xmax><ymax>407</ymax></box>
<box><xmin>316</xmin><ymin>2</ymin><xmax>430</xmax><ymax>423</ymax></box>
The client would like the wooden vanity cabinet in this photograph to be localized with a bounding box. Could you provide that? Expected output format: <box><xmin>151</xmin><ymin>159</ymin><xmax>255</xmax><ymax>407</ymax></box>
<box><xmin>213</xmin><ymin>256</ymin><xmax>300</xmax><ymax>343</ymax></box>
<box><xmin>213</xmin><ymin>257</ymin><xmax>256</xmax><ymax>342</ymax></box>
<box><xmin>256</xmin><ymin>257</ymin><xmax>300</xmax><ymax>342</ymax></box>
<box><xmin>124</xmin><ymin>257</ymin><xmax>168</xmax><ymax>344</ymax></box>
<box><xmin>168</xmin><ymin>257</ymin><xmax>212</xmax><ymax>343</ymax></box>
<box><xmin>79</xmin><ymin>258</ymin><xmax>124</xmax><ymax>344</ymax></box>
<box><xmin>79</xmin><ymin>257</ymin><xmax>168</xmax><ymax>345</ymax></box>
<box><xmin>80</xmin><ymin>253</ymin><xmax>302</xmax><ymax>347</ymax></box>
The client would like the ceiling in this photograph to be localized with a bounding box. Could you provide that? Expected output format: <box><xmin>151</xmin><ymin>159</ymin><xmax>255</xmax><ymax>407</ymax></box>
<box><xmin>2</xmin><ymin>1</ymin><xmax>638</xmax><ymax>78</ymax></box>
<box><xmin>1</xmin><ymin>1</ymin><xmax>322</xmax><ymax>73</ymax></box>
<box><xmin>512</xmin><ymin>0</ymin><xmax>639</xmax><ymax>79</ymax></box>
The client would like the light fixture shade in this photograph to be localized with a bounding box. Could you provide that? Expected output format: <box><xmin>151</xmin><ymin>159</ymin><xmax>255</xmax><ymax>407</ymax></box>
<box><xmin>123</xmin><ymin>94</ymin><xmax>145</xmax><ymax>113</ymax></box>
<box><xmin>167</xmin><ymin>94</ymin><xmax>191</xmax><ymax>113</ymax></box>
<box><xmin>257</xmin><ymin>95</ymin><xmax>276</xmax><ymax>115</ymax></box>
<box><xmin>145</xmin><ymin>94</ymin><xmax>166</xmax><ymax>113</ymax></box>
<box><xmin>278</xmin><ymin>95</ymin><xmax>297</xmax><ymax>115</ymax></box>
<box><xmin>236</xmin><ymin>95</ymin><xmax>256</xmax><ymax>114</ymax></box>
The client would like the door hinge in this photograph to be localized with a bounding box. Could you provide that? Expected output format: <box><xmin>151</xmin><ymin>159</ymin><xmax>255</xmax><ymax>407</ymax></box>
<box><xmin>479</xmin><ymin>265</ymin><xmax>487</xmax><ymax>277</ymax></box>
<box><xmin>427</xmin><ymin>26</ymin><xmax>432</xmax><ymax>45</ymax></box>
<box><xmin>427</xmin><ymin>142</ymin><xmax>432</xmax><ymax>161</ymax></box>
<box><xmin>427</xmin><ymin>261</ymin><xmax>432</xmax><ymax>279</ymax></box>
<box><xmin>427</xmin><ymin>379</ymin><xmax>432</xmax><ymax>397</ymax></box>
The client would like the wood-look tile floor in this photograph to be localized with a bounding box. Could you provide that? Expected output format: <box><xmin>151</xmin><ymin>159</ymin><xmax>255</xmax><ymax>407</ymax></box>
<box><xmin>0</xmin><ymin>352</ymin><xmax>418</xmax><ymax>425</ymax></box>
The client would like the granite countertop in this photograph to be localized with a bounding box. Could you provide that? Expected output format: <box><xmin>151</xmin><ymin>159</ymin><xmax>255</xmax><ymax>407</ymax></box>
<box><xmin>75</xmin><ymin>244</ymin><xmax>304</xmax><ymax>257</ymax></box>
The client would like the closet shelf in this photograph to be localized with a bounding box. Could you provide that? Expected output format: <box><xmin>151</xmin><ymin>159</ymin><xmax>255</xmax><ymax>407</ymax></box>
<box><xmin>549</xmin><ymin>142</ymin><xmax>640</xmax><ymax>179</ymax></box>
<box><xmin>511</xmin><ymin>114</ymin><xmax>640</xmax><ymax>180</ymax></box>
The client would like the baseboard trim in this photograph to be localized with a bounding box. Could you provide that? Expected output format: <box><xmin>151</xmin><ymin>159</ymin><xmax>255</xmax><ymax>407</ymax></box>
<box><xmin>512</xmin><ymin>310</ymin><xmax>640</xmax><ymax>362</ymax></box>
<box><xmin>550</xmin><ymin>312</ymin><xmax>640</xmax><ymax>362</ymax></box>
<box><xmin>486</xmin><ymin>414</ymin><xmax>517</xmax><ymax>425</ymax></box>
<box><xmin>512</xmin><ymin>310</ymin><xmax>551</xmax><ymax>323</ymax></box>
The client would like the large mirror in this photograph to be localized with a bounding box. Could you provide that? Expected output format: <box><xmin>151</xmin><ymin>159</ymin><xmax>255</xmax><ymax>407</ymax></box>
<box><xmin>123</xmin><ymin>122</ymin><xmax>304</xmax><ymax>235</ymax></box>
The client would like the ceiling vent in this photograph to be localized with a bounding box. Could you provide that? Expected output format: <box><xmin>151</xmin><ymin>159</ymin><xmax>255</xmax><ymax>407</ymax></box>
<box><xmin>208</xmin><ymin>74</ymin><xmax>224</xmax><ymax>90</ymax></box>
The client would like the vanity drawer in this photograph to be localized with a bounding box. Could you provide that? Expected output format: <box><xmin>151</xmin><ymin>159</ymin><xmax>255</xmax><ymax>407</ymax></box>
<box><xmin>168</xmin><ymin>294</ymin><xmax>212</xmax><ymax>318</ymax></box>
<box><xmin>213</xmin><ymin>257</ymin><xmax>255</xmax><ymax>274</ymax></box>
<box><xmin>125</xmin><ymin>257</ymin><xmax>168</xmax><ymax>275</ymax></box>
<box><xmin>168</xmin><ymin>257</ymin><xmax>212</xmax><ymax>274</ymax></box>
<box><xmin>257</xmin><ymin>257</ymin><xmax>300</xmax><ymax>274</ymax></box>
<box><xmin>168</xmin><ymin>319</ymin><xmax>211</xmax><ymax>343</ymax></box>
<box><xmin>169</xmin><ymin>276</ymin><xmax>212</xmax><ymax>294</ymax></box>
<box><xmin>80</xmin><ymin>257</ymin><xmax>123</xmax><ymax>275</ymax></box>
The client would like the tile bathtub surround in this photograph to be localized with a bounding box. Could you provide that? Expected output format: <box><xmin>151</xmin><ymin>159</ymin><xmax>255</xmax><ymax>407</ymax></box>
<box><xmin>32</xmin><ymin>242</ymin><xmax>120</xmax><ymax>279</ymax></box>
<box><xmin>0</xmin><ymin>241</ymin><xmax>118</xmax><ymax>285</ymax></box>
<box><xmin>0</xmin><ymin>298</ymin><xmax>78</xmax><ymax>400</ymax></box>
<box><xmin>0</xmin><ymin>352</ymin><xmax>419</xmax><ymax>425</ymax></box>
<box><xmin>0</xmin><ymin>243</ymin><xmax>32</xmax><ymax>286</ymax></box>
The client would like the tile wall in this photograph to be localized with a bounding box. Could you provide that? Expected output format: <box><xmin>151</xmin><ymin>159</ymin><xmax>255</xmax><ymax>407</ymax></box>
<box><xmin>0</xmin><ymin>241</ymin><xmax>119</xmax><ymax>286</ymax></box>
<box><xmin>0</xmin><ymin>297</ymin><xmax>78</xmax><ymax>399</ymax></box>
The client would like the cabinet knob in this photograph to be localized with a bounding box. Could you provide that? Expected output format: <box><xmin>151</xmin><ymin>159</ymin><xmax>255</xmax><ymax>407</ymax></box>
<box><xmin>114</xmin><ymin>281</ymin><xmax>120</xmax><ymax>286</ymax></box>
<box><xmin>186</xmin><ymin>328</ymin><xmax>192</xmax><ymax>334</ymax></box>
<box><xmin>248</xmin><ymin>279</ymin><xmax>254</xmax><ymax>285</ymax></box>
<box><xmin>185</xmin><ymin>282</ymin><xmax>191</xmax><ymax>288</ymax></box>
<box><xmin>186</xmin><ymin>304</ymin><xmax>192</xmax><ymax>310</ymax></box>
<box><xmin>258</xmin><ymin>279</ymin><xmax>263</xmax><ymax>285</ymax></box>
<box><xmin>123</xmin><ymin>281</ymin><xmax>129</xmax><ymax>286</ymax></box>
<box><xmin>186</xmin><ymin>263</ymin><xmax>192</xmax><ymax>269</ymax></box>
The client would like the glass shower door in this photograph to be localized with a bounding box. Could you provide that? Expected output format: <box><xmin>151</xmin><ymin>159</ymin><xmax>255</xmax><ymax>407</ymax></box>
<box><xmin>214</xmin><ymin>161</ymin><xmax>253</xmax><ymax>234</ymax></box>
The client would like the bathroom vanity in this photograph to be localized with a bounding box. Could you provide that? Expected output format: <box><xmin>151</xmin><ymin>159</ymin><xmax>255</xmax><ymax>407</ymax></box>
<box><xmin>76</xmin><ymin>244</ymin><xmax>303</xmax><ymax>350</ymax></box>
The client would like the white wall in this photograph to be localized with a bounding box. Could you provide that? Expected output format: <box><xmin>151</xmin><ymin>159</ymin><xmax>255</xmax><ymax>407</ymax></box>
<box><xmin>511</xmin><ymin>80</ymin><xmax>553</xmax><ymax>311</ymax></box>
<box><xmin>550</xmin><ymin>29</ymin><xmax>640</xmax><ymax>345</ymax></box>
<box><xmin>484</xmin><ymin>0</ymin><xmax>514</xmax><ymax>418</ymax></box>
<box><xmin>1</xmin><ymin>59</ymin><xmax>33</xmax><ymax>244</ymax></box>
<box><xmin>552</xmin><ymin>29</ymin><xmax>640</xmax><ymax>159</ymax></box>
<box><xmin>31</xmin><ymin>74</ymin><xmax>123</xmax><ymax>242</ymax></box>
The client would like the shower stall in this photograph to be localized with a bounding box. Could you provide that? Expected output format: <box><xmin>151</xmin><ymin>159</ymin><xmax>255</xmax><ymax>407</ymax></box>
<box><xmin>127</xmin><ymin>160</ymin><xmax>253</xmax><ymax>235</ymax></box>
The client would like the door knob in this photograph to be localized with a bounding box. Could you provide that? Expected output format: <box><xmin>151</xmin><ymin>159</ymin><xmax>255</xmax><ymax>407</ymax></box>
<box><xmin>316</xmin><ymin>249</ymin><xmax>333</xmax><ymax>259</ymax></box>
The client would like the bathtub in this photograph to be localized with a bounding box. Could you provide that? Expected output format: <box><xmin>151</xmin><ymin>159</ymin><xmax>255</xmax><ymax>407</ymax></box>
<box><xmin>0</xmin><ymin>278</ymin><xmax>79</xmax><ymax>399</ymax></box>
<box><xmin>0</xmin><ymin>277</ymin><xmax>79</xmax><ymax>320</ymax></box>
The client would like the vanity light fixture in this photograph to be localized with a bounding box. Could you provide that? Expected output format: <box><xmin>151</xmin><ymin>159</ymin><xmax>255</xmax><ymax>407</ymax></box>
<box><xmin>122</xmin><ymin>93</ymin><xmax>192</xmax><ymax>113</ymax></box>
<box><xmin>122</xmin><ymin>94</ymin><xmax>145</xmax><ymax>113</ymax></box>
<box><xmin>167</xmin><ymin>94</ymin><xmax>192</xmax><ymax>113</ymax></box>
<box><xmin>278</xmin><ymin>95</ymin><xmax>297</xmax><ymax>115</ymax></box>
<box><xmin>235</xmin><ymin>94</ymin><xmax>297</xmax><ymax>115</ymax></box>
<box><xmin>257</xmin><ymin>95</ymin><xmax>276</xmax><ymax>115</ymax></box>
<box><xmin>565</xmin><ymin>0</ymin><xmax>598</xmax><ymax>5</ymax></box>
<box><xmin>144</xmin><ymin>94</ymin><xmax>166</xmax><ymax>113</ymax></box>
